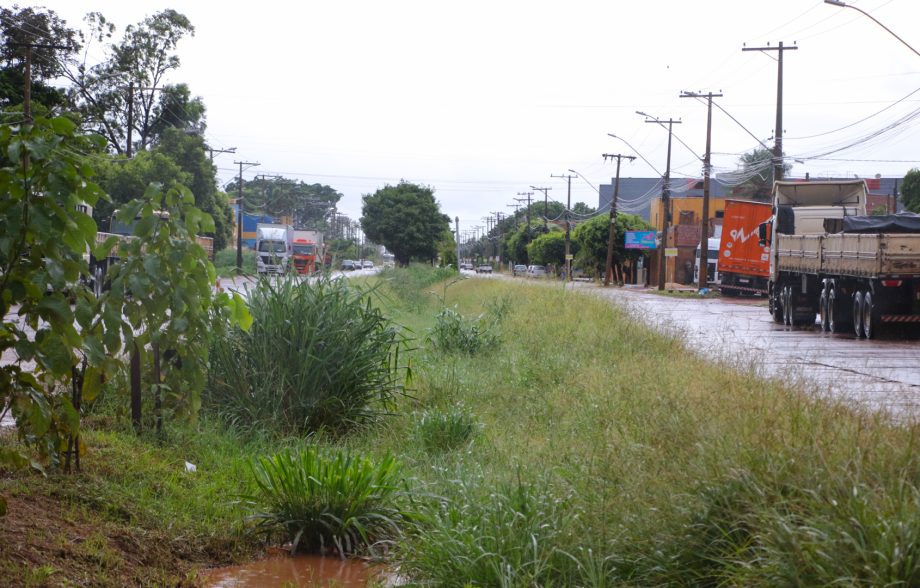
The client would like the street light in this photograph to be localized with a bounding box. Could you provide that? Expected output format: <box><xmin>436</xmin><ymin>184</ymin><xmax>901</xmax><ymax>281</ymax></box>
<box><xmin>824</xmin><ymin>0</ymin><xmax>919</xmax><ymax>58</ymax></box>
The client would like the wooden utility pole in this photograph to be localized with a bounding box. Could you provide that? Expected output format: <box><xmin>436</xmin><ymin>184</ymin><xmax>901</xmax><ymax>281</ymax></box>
<box><xmin>208</xmin><ymin>146</ymin><xmax>237</xmax><ymax>161</ymax></box>
<box><xmin>531</xmin><ymin>186</ymin><xmax>552</xmax><ymax>231</ymax></box>
<box><xmin>602</xmin><ymin>153</ymin><xmax>636</xmax><ymax>286</ymax></box>
<box><xmin>515</xmin><ymin>192</ymin><xmax>534</xmax><ymax>240</ymax></box>
<box><xmin>551</xmin><ymin>173</ymin><xmax>576</xmax><ymax>281</ymax></box>
<box><xmin>234</xmin><ymin>160</ymin><xmax>259</xmax><ymax>270</ymax></box>
<box><xmin>681</xmin><ymin>91</ymin><xmax>723</xmax><ymax>289</ymax></box>
<box><xmin>743</xmin><ymin>42</ymin><xmax>797</xmax><ymax>182</ymax></box>
<box><xmin>641</xmin><ymin>115</ymin><xmax>681</xmax><ymax>290</ymax></box>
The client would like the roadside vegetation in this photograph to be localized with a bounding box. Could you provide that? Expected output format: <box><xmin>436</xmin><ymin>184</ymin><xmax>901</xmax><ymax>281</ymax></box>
<box><xmin>4</xmin><ymin>265</ymin><xmax>920</xmax><ymax>585</ymax></box>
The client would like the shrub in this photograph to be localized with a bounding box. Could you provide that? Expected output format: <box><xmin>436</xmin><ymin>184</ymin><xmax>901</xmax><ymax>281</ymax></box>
<box><xmin>206</xmin><ymin>274</ymin><xmax>408</xmax><ymax>435</ymax></box>
<box><xmin>411</xmin><ymin>406</ymin><xmax>481</xmax><ymax>453</ymax></box>
<box><xmin>378</xmin><ymin>263</ymin><xmax>458</xmax><ymax>309</ymax></box>
<box><xmin>426</xmin><ymin>307</ymin><xmax>499</xmax><ymax>354</ymax></box>
<box><xmin>246</xmin><ymin>446</ymin><xmax>406</xmax><ymax>555</ymax></box>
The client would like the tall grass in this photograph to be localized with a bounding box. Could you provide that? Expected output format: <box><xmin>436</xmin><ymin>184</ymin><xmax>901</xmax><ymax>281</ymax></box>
<box><xmin>365</xmin><ymin>278</ymin><xmax>920</xmax><ymax>586</ymax></box>
<box><xmin>377</xmin><ymin>263</ymin><xmax>459</xmax><ymax>310</ymax></box>
<box><xmin>213</xmin><ymin>247</ymin><xmax>255</xmax><ymax>276</ymax></box>
<box><xmin>245</xmin><ymin>446</ymin><xmax>406</xmax><ymax>555</ymax></box>
<box><xmin>425</xmin><ymin>306</ymin><xmax>500</xmax><ymax>354</ymax></box>
<box><xmin>206</xmin><ymin>275</ymin><xmax>409</xmax><ymax>435</ymax></box>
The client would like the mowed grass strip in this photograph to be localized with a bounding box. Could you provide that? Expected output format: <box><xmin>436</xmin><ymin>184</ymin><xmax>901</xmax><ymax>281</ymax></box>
<box><xmin>370</xmin><ymin>276</ymin><xmax>920</xmax><ymax>585</ymax></box>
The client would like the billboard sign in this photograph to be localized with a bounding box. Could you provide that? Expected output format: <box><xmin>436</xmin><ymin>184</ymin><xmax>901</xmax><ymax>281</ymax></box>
<box><xmin>625</xmin><ymin>230</ymin><xmax>657</xmax><ymax>249</ymax></box>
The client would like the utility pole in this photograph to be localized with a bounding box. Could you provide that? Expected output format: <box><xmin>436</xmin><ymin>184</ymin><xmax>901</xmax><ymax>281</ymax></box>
<box><xmin>491</xmin><ymin>211</ymin><xmax>504</xmax><ymax>264</ymax></box>
<box><xmin>208</xmin><ymin>146</ymin><xmax>237</xmax><ymax>161</ymax></box>
<box><xmin>455</xmin><ymin>216</ymin><xmax>460</xmax><ymax>268</ymax></box>
<box><xmin>10</xmin><ymin>41</ymin><xmax>71</xmax><ymax>123</ymax></box>
<box><xmin>531</xmin><ymin>186</ymin><xmax>552</xmax><ymax>231</ymax></box>
<box><xmin>743</xmin><ymin>42</ymin><xmax>797</xmax><ymax>182</ymax></box>
<box><xmin>551</xmin><ymin>173</ymin><xmax>576</xmax><ymax>281</ymax></box>
<box><xmin>515</xmin><ymin>192</ymin><xmax>534</xmax><ymax>240</ymax></box>
<box><xmin>234</xmin><ymin>160</ymin><xmax>260</xmax><ymax>270</ymax></box>
<box><xmin>641</xmin><ymin>113</ymin><xmax>681</xmax><ymax>290</ymax></box>
<box><xmin>681</xmin><ymin>91</ymin><xmax>723</xmax><ymax>289</ymax></box>
<box><xmin>601</xmin><ymin>153</ymin><xmax>636</xmax><ymax>286</ymax></box>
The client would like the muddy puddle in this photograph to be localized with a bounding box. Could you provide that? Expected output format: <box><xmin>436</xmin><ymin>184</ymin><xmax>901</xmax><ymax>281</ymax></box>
<box><xmin>203</xmin><ymin>552</ymin><xmax>389</xmax><ymax>587</ymax></box>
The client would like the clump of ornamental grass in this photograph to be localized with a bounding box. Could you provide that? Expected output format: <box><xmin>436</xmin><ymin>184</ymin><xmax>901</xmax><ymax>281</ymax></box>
<box><xmin>245</xmin><ymin>446</ymin><xmax>407</xmax><ymax>555</ymax></box>
<box><xmin>411</xmin><ymin>405</ymin><xmax>481</xmax><ymax>453</ymax></box>
<box><xmin>206</xmin><ymin>274</ymin><xmax>409</xmax><ymax>435</ymax></box>
<box><xmin>425</xmin><ymin>306</ymin><xmax>499</xmax><ymax>354</ymax></box>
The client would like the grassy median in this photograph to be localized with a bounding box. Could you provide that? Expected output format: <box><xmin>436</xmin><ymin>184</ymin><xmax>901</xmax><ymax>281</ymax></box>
<box><xmin>2</xmin><ymin>268</ymin><xmax>919</xmax><ymax>585</ymax></box>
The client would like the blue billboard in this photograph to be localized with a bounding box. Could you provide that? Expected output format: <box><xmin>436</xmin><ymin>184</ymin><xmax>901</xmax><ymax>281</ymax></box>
<box><xmin>625</xmin><ymin>230</ymin><xmax>657</xmax><ymax>249</ymax></box>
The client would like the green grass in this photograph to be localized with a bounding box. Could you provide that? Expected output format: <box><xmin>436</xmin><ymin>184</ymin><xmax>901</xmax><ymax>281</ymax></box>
<box><xmin>7</xmin><ymin>264</ymin><xmax>920</xmax><ymax>585</ymax></box>
<box><xmin>213</xmin><ymin>246</ymin><xmax>256</xmax><ymax>277</ymax></box>
<box><xmin>245</xmin><ymin>446</ymin><xmax>406</xmax><ymax>556</ymax></box>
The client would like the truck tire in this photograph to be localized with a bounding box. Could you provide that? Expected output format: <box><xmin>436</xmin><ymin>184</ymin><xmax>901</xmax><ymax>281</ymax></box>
<box><xmin>783</xmin><ymin>285</ymin><xmax>793</xmax><ymax>326</ymax></box>
<box><xmin>828</xmin><ymin>285</ymin><xmax>850</xmax><ymax>334</ymax></box>
<box><xmin>863</xmin><ymin>291</ymin><xmax>878</xmax><ymax>340</ymax></box>
<box><xmin>819</xmin><ymin>287</ymin><xmax>830</xmax><ymax>332</ymax></box>
<box><xmin>770</xmin><ymin>283</ymin><xmax>784</xmax><ymax>324</ymax></box>
<box><xmin>853</xmin><ymin>291</ymin><xmax>865</xmax><ymax>339</ymax></box>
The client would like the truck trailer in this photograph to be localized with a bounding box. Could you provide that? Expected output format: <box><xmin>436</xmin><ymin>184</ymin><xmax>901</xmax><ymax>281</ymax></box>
<box><xmin>762</xmin><ymin>180</ymin><xmax>920</xmax><ymax>338</ymax></box>
<box><xmin>718</xmin><ymin>199</ymin><xmax>772</xmax><ymax>296</ymax></box>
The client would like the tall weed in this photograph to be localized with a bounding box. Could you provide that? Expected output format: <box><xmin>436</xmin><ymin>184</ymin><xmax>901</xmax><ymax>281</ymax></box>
<box><xmin>206</xmin><ymin>275</ymin><xmax>409</xmax><ymax>435</ymax></box>
<box><xmin>378</xmin><ymin>263</ymin><xmax>458</xmax><ymax>310</ymax></box>
<box><xmin>425</xmin><ymin>306</ymin><xmax>500</xmax><ymax>354</ymax></box>
<box><xmin>245</xmin><ymin>446</ymin><xmax>406</xmax><ymax>555</ymax></box>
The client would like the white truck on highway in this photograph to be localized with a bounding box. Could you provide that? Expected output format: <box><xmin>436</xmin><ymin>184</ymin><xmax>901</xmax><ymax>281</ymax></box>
<box><xmin>255</xmin><ymin>223</ymin><xmax>293</xmax><ymax>274</ymax></box>
<box><xmin>761</xmin><ymin>180</ymin><xmax>920</xmax><ymax>338</ymax></box>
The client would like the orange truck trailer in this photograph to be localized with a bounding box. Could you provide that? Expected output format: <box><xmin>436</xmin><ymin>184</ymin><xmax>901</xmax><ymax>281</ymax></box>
<box><xmin>717</xmin><ymin>199</ymin><xmax>772</xmax><ymax>296</ymax></box>
<box><xmin>291</xmin><ymin>229</ymin><xmax>324</xmax><ymax>275</ymax></box>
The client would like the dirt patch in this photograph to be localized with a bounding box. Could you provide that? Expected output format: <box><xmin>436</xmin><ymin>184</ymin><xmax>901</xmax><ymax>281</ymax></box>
<box><xmin>0</xmin><ymin>490</ymin><xmax>204</xmax><ymax>587</ymax></box>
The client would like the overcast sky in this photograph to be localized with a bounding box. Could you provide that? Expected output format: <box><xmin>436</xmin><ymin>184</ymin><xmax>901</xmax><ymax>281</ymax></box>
<box><xmin>36</xmin><ymin>0</ymin><xmax>920</xmax><ymax>233</ymax></box>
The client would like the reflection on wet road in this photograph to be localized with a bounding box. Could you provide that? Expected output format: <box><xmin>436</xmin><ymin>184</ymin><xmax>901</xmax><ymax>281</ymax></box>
<box><xmin>574</xmin><ymin>283</ymin><xmax>920</xmax><ymax>419</ymax></box>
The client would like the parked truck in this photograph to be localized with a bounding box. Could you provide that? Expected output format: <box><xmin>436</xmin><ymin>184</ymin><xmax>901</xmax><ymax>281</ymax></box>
<box><xmin>762</xmin><ymin>179</ymin><xmax>920</xmax><ymax>338</ymax></box>
<box><xmin>255</xmin><ymin>223</ymin><xmax>293</xmax><ymax>274</ymax></box>
<box><xmin>291</xmin><ymin>229</ymin><xmax>324</xmax><ymax>275</ymax></box>
<box><xmin>693</xmin><ymin>236</ymin><xmax>722</xmax><ymax>286</ymax></box>
<box><xmin>718</xmin><ymin>199</ymin><xmax>772</xmax><ymax>296</ymax></box>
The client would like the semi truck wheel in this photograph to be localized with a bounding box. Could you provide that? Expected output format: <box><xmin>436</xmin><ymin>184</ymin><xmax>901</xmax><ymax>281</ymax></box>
<box><xmin>782</xmin><ymin>286</ymin><xmax>793</xmax><ymax>326</ymax></box>
<box><xmin>828</xmin><ymin>286</ymin><xmax>850</xmax><ymax>334</ymax></box>
<box><xmin>819</xmin><ymin>287</ymin><xmax>830</xmax><ymax>332</ymax></box>
<box><xmin>852</xmin><ymin>291</ymin><xmax>865</xmax><ymax>338</ymax></box>
<box><xmin>862</xmin><ymin>291</ymin><xmax>877</xmax><ymax>339</ymax></box>
<box><xmin>770</xmin><ymin>284</ymin><xmax>784</xmax><ymax>324</ymax></box>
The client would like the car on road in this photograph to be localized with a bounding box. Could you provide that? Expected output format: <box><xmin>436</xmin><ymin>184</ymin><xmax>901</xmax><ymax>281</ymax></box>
<box><xmin>526</xmin><ymin>265</ymin><xmax>547</xmax><ymax>277</ymax></box>
<box><xmin>362</xmin><ymin>260</ymin><xmax>375</xmax><ymax>269</ymax></box>
<box><xmin>341</xmin><ymin>259</ymin><xmax>358</xmax><ymax>271</ymax></box>
<box><xmin>512</xmin><ymin>264</ymin><xmax>527</xmax><ymax>276</ymax></box>
<box><xmin>476</xmin><ymin>264</ymin><xmax>493</xmax><ymax>274</ymax></box>
<box><xmin>460</xmin><ymin>262</ymin><xmax>474</xmax><ymax>271</ymax></box>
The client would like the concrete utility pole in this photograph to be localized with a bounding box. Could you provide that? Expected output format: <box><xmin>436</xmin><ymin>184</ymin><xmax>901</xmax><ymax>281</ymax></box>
<box><xmin>743</xmin><ymin>42</ymin><xmax>797</xmax><ymax>182</ymax></box>
<box><xmin>531</xmin><ymin>186</ymin><xmax>552</xmax><ymax>231</ymax></box>
<box><xmin>491</xmin><ymin>211</ymin><xmax>504</xmax><ymax>263</ymax></box>
<box><xmin>455</xmin><ymin>216</ymin><xmax>460</xmax><ymax>267</ymax></box>
<box><xmin>640</xmin><ymin>113</ymin><xmax>681</xmax><ymax>291</ymax></box>
<box><xmin>602</xmin><ymin>153</ymin><xmax>636</xmax><ymax>286</ymax></box>
<box><xmin>208</xmin><ymin>146</ymin><xmax>237</xmax><ymax>161</ymax></box>
<box><xmin>681</xmin><ymin>91</ymin><xmax>723</xmax><ymax>289</ymax></box>
<box><xmin>551</xmin><ymin>173</ymin><xmax>576</xmax><ymax>281</ymax></box>
<box><xmin>234</xmin><ymin>160</ymin><xmax>260</xmax><ymax>270</ymax></box>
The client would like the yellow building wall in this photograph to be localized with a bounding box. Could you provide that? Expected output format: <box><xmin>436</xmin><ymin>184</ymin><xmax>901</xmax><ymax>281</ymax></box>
<box><xmin>649</xmin><ymin>196</ymin><xmax>728</xmax><ymax>232</ymax></box>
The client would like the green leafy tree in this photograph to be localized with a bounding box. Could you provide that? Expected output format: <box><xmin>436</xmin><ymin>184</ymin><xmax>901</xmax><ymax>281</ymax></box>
<box><xmin>236</xmin><ymin>176</ymin><xmax>341</xmax><ymax>229</ymax></box>
<box><xmin>527</xmin><ymin>230</ymin><xmax>567</xmax><ymax>267</ymax></box>
<box><xmin>65</xmin><ymin>10</ymin><xmax>195</xmax><ymax>154</ymax></box>
<box><xmin>573</xmin><ymin>212</ymin><xmax>650</xmax><ymax>276</ymax></box>
<box><xmin>572</xmin><ymin>202</ymin><xmax>596</xmax><ymax>216</ymax></box>
<box><xmin>0</xmin><ymin>115</ymin><xmax>106</xmax><ymax>472</ymax></box>
<box><xmin>0</xmin><ymin>6</ymin><xmax>78</xmax><ymax>111</ymax></box>
<box><xmin>733</xmin><ymin>148</ymin><xmax>792</xmax><ymax>201</ymax></box>
<box><xmin>361</xmin><ymin>182</ymin><xmax>450</xmax><ymax>266</ymax></box>
<box><xmin>901</xmin><ymin>168</ymin><xmax>920</xmax><ymax>213</ymax></box>
<box><xmin>99</xmin><ymin>184</ymin><xmax>251</xmax><ymax>431</ymax></box>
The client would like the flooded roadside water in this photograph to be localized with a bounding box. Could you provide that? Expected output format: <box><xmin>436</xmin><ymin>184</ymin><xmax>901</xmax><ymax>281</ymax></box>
<box><xmin>202</xmin><ymin>552</ymin><xmax>388</xmax><ymax>587</ymax></box>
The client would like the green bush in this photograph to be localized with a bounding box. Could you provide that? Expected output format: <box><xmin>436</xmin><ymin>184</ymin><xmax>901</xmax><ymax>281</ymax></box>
<box><xmin>213</xmin><ymin>247</ymin><xmax>256</xmax><ymax>276</ymax></box>
<box><xmin>411</xmin><ymin>406</ymin><xmax>481</xmax><ymax>453</ymax></box>
<box><xmin>206</xmin><ymin>274</ymin><xmax>408</xmax><ymax>435</ymax></box>
<box><xmin>246</xmin><ymin>446</ymin><xmax>406</xmax><ymax>555</ymax></box>
<box><xmin>426</xmin><ymin>307</ymin><xmax>499</xmax><ymax>354</ymax></box>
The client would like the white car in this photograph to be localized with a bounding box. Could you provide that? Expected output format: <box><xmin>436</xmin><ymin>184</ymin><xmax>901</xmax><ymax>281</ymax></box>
<box><xmin>527</xmin><ymin>265</ymin><xmax>547</xmax><ymax>277</ymax></box>
<box><xmin>362</xmin><ymin>260</ymin><xmax>375</xmax><ymax>269</ymax></box>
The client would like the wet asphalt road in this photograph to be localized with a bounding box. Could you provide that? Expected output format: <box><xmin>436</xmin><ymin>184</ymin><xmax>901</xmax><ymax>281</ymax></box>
<box><xmin>566</xmin><ymin>280</ymin><xmax>920</xmax><ymax>419</ymax></box>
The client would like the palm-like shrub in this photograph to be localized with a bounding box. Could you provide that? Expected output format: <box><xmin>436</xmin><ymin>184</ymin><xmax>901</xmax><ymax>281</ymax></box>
<box><xmin>246</xmin><ymin>446</ymin><xmax>406</xmax><ymax>554</ymax></box>
<box><xmin>207</xmin><ymin>275</ymin><xmax>408</xmax><ymax>434</ymax></box>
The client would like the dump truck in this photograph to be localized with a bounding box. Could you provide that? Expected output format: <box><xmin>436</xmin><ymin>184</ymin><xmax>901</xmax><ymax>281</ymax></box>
<box><xmin>762</xmin><ymin>180</ymin><xmax>920</xmax><ymax>338</ymax></box>
<box><xmin>291</xmin><ymin>229</ymin><xmax>324</xmax><ymax>275</ymax></box>
<box><xmin>717</xmin><ymin>199</ymin><xmax>772</xmax><ymax>296</ymax></box>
